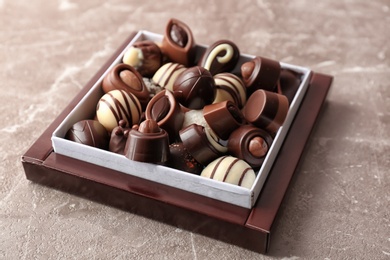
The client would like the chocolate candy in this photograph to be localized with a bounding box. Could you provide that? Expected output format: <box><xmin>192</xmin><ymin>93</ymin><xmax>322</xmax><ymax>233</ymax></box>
<box><xmin>213</xmin><ymin>73</ymin><xmax>246</xmax><ymax>108</ymax></box>
<box><xmin>198</xmin><ymin>40</ymin><xmax>240</xmax><ymax>75</ymax></box>
<box><xmin>122</xmin><ymin>40</ymin><xmax>162</xmax><ymax>77</ymax></box>
<box><xmin>65</xmin><ymin>120</ymin><xmax>109</xmax><ymax>150</ymax></box>
<box><xmin>241</xmin><ymin>56</ymin><xmax>281</xmax><ymax>94</ymax></box>
<box><xmin>243</xmin><ymin>89</ymin><xmax>289</xmax><ymax>134</ymax></box>
<box><xmin>164</xmin><ymin>142</ymin><xmax>204</xmax><ymax>175</ymax></box>
<box><xmin>109</xmin><ymin>120</ymin><xmax>130</xmax><ymax>155</ymax></box>
<box><xmin>277</xmin><ymin>69</ymin><xmax>301</xmax><ymax>103</ymax></box>
<box><xmin>173</xmin><ymin>66</ymin><xmax>215</xmax><ymax>109</ymax></box>
<box><xmin>201</xmin><ymin>156</ymin><xmax>256</xmax><ymax>189</ymax></box>
<box><xmin>101</xmin><ymin>63</ymin><xmax>150</xmax><ymax>109</ymax></box>
<box><xmin>152</xmin><ymin>62</ymin><xmax>186</xmax><ymax>91</ymax></box>
<box><xmin>125</xmin><ymin>119</ymin><xmax>169</xmax><ymax>163</ymax></box>
<box><xmin>145</xmin><ymin>89</ymin><xmax>184</xmax><ymax>142</ymax></box>
<box><xmin>96</xmin><ymin>89</ymin><xmax>142</xmax><ymax>132</ymax></box>
<box><xmin>227</xmin><ymin>125</ymin><xmax>273</xmax><ymax>168</ymax></box>
<box><xmin>161</xmin><ymin>18</ymin><xmax>195</xmax><ymax>66</ymax></box>
<box><xmin>203</xmin><ymin>100</ymin><xmax>245</xmax><ymax>140</ymax></box>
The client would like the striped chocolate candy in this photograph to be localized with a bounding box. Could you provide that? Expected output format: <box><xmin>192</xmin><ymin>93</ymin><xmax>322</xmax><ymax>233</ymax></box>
<box><xmin>96</xmin><ymin>89</ymin><xmax>142</xmax><ymax>132</ymax></box>
<box><xmin>213</xmin><ymin>73</ymin><xmax>246</xmax><ymax>108</ymax></box>
<box><xmin>201</xmin><ymin>156</ymin><xmax>256</xmax><ymax>189</ymax></box>
<box><xmin>152</xmin><ymin>62</ymin><xmax>186</xmax><ymax>91</ymax></box>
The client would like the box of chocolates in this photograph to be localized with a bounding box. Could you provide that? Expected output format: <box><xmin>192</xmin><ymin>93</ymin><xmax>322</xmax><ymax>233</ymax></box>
<box><xmin>22</xmin><ymin>19</ymin><xmax>332</xmax><ymax>253</ymax></box>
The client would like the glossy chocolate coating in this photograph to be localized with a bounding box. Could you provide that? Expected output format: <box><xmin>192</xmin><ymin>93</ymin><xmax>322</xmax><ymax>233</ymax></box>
<box><xmin>125</xmin><ymin>119</ymin><xmax>169</xmax><ymax>163</ymax></box>
<box><xmin>179</xmin><ymin>124</ymin><xmax>222</xmax><ymax>166</ymax></box>
<box><xmin>101</xmin><ymin>63</ymin><xmax>150</xmax><ymax>109</ymax></box>
<box><xmin>203</xmin><ymin>100</ymin><xmax>245</xmax><ymax>140</ymax></box>
<box><xmin>243</xmin><ymin>89</ymin><xmax>289</xmax><ymax>134</ymax></box>
<box><xmin>213</xmin><ymin>73</ymin><xmax>246</xmax><ymax>108</ymax></box>
<box><xmin>227</xmin><ymin>125</ymin><xmax>273</xmax><ymax>168</ymax></box>
<box><xmin>198</xmin><ymin>40</ymin><xmax>240</xmax><ymax>75</ymax></box>
<box><xmin>164</xmin><ymin>142</ymin><xmax>204</xmax><ymax>175</ymax></box>
<box><xmin>152</xmin><ymin>62</ymin><xmax>186</xmax><ymax>91</ymax></box>
<box><xmin>122</xmin><ymin>40</ymin><xmax>162</xmax><ymax>77</ymax></box>
<box><xmin>145</xmin><ymin>89</ymin><xmax>184</xmax><ymax>142</ymax></box>
<box><xmin>277</xmin><ymin>69</ymin><xmax>302</xmax><ymax>103</ymax></box>
<box><xmin>65</xmin><ymin>120</ymin><xmax>109</xmax><ymax>150</ymax></box>
<box><xmin>241</xmin><ymin>56</ymin><xmax>281</xmax><ymax>94</ymax></box>
<box><xmin>161</xmin><ymin>18</ymin><xmax>195</xmax><ymax>66</ymax></box>
<box><xmin>109</xmin><ymin>120</ymin><xmax>130</xmax><ymax>155</ymax></box>
<box><xmin>173</xmin><ymin>66</ymin><xmax>215</xmax><ymax>109</ymax></box>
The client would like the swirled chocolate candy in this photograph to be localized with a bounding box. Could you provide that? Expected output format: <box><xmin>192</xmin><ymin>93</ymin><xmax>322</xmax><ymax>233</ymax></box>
<box><xmin>203</xmin><ymin>100</ymin><xmax>245</xmax><ymax>140</ymax></box>
<box><xmin>201</xmin><ymin>156</ymin><xmax>256</xmax><ymax>189</ymax></box>
<box><xmin>145</xmin><ymin>89</ymin><xmax>184</xmax><ymax>142</ymax></box>
<box><xmin>101</xmin><ymin>63</ymin><xmax>150</xmax><ymax>109</ymax></box>
<box><xmin>96</xmin><ymin>89</ymin><xmax>142</xmax><ymax>132</ymax></box>
<box><xmin>173</xmin><ymin>66</ymin><xmax>216</xmax><ymax>109</ymax></box>
<box><xmin>164</xmin><ymin>142</ymin><xmax>204</xmax><ymax>175</ymax></box>
<box><xmin>243</xmin><ymin>89</ymin><xmax>289</xmax><ymax>134</ymax></box>
<box><xmin>152</xmin><ymin>62</ymin><xmax>186</xmax><ymax>91</ymax></box>
<box><xmin>198</xmin><ymin>40</ymin><xmax>240</xmax><ymax>75</ymax></box>
<box><xmin>125</xmin><ymin>119</ymin><xmax>169</xmax><ymax>163</ymax></box>
<box><xmin>109</xmin><ymin>120</ymin><xmax>130</xmax><ymax>155</ymax></box>
<box><xmin>122</xmin><ymin>40</ymin><xmax>162</xmax><ymax>77</ymax></box>
<box><xmin>65</xmin><ymin>120</ymin><xmax>109</xmax><ymax>150</ymax></box>
<box><xmin>161</xmin><ymin>18</ymin><xmax>195</xmax><ymax>66</ymax></box>
<box><xmin>213</xmin><ymin>73</ymin><xmax>246</xmax><ymax>108</ymax></box>
<box><xmin>227</xmin><ymin>125</ymin><xmax>273</xmax><ymax>168</ymax></box>
<box><xmin>241</xmin><ymin>56</ymin><xmax>281</xmax><ymax>94</ymax></box>
<box><xmin>277</xmin><ymin>69</ymin><xmax>301</xmax><ymax>103</ymax></box>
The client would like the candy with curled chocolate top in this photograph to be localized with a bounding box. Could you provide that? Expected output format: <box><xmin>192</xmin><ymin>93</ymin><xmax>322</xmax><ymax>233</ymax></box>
<box><xmin>198</xmin><ymin>40</ymin><xmax>240</xmax><ymax>75</ymax></box>
<box><xmin>173</xmin><ymin>66</ymin><xmax>216</xmax><ymax>109</ymax></box>
<box><xmin>122</xmin><ymin>40</ymin><xmax>162</xmax><ymax>77</ymax></box>
<box><xmin>125</xmin><ymin>119</ymin><xmax>169</xmax><ymax>163</ymax></box>
<box><xmin>145</xmin><ymin>89</ymin><xmax>184</xmax><ymax>142</ymax></box>
<box><xmin>227</xmin><ymin>125</ymin><xmax>273</xmax><ymax>168</ymax></box>
<box><xmin>65</xmin><ymin>120</ymin><xmax>109</xmax><ymax>150</ymax></box>
<box><xmin>161</xmin><ymin>18</ymin><xmax>195</xmax><ymax>66</ymax></box>
<box><xmin>213</xmin><ymin>73</ymin><xmax>246</xmax><ymax>108</ymax></box>
<box><xmin>101</xmin><ymin>63</ymin><xmax>150</xmax><ymax>109</ymax></box>
<box><xmin>152</xmin><ymin>62</ymin><xmax>186</xmax><ymax>91</ymax></box>
<box><xmin>241</xmin><ymin>56</ymin><xmax>281</xmax><ymax>94</ymax></box>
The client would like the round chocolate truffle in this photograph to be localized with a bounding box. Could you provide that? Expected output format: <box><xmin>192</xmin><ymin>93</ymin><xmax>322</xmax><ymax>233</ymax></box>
<box><xmin>173</xmin><ymin>66</ymin><xmax>216</xmax><ymax>109</ymax></box>
<box><xmin>213</xmin><ymin>73</ymin><xmax>246</xmax><ymax>108</ymax></box>
<box><xmin>152</xmin><ymin>62</ymin><xmax>186</xmax><ymax>91</ymax></box>
<box><xmin>65</xmin><ymin>120</ymin><xmax>109</xmax><ymax>150</ymax></box>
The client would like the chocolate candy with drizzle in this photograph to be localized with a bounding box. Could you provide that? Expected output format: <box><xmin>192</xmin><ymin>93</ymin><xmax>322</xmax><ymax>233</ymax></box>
<box><xmin>96</xmin><ymin>89</ymin><xmax>142</xmax><ymax>132</ymax></box>
<box><xmin>65</xmin><ymin>120</ymin><xmax>109</xmax><ymax>150</ymax></box>
<box><xmin>161</xmin><ymin>18</ymin><xmax>195</xmax><ymax>66</ymax></box>
<box><xmin>102</xmin><ymin>63</ymin><xmax>150</xmax><ymax>109</ymax></box>
<box><xmin>152</xmin><ymin>62</ymin><xmax>186</xmax><ymax>91</ymax></box>
<box><xmin>198</xmin><ymin>40</ymin><xmax>240</xmax><ymax>75</ymax></box>
<box><xmin>201</xmin><ymin>156</ymin><xmax>256</xmax><ymax>189</ymax></box>
<box><xmin>227</xmin><ymin>125</ymin><xmax>273</xmax><ymax>168</ymax></box>
<box><xmin>213</xmin><ymin>73</ymin><xmax>246</xmax><ymax>108</ymax></box>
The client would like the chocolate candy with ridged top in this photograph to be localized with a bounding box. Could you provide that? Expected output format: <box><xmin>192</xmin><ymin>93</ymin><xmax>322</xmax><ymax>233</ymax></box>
<box><xmin>173</xmin><ymin>66</ymin><xmax>215</xmax><ymax>109</ymax></box>
<box><xmin>213</xmin><ymin>73</ymin><xmax>246</xmax><ymax>108</ymax></box>
<box><xmin>65</xmin><ymin>120</ymin><xmax>109</xmax><ymax>150</ymax></box>
<box><xmin>198</xmin><ymin>40</ymin><xmax>240</xmax><ymax>75</ymax></box>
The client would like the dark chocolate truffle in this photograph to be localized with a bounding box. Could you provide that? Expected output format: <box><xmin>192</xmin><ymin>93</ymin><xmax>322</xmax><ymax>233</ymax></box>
<box><xmin>65</xmin><ymin>120</ymin><xmax>109</xmax><ymax>150</ymax></box>
<box><xmin>164</xmin><ymin>142</ymin><xmax>204</xmax><ymax>175</ymax></box>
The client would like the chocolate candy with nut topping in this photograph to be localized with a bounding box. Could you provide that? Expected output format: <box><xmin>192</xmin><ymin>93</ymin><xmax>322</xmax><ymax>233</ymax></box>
<box><xmin>145</xmin><ymin>89</ymin><xmax>184</xmax><ymax>142</ymax></box>
<box><xmin>198</xmin><ymin>40</ymin><xmax>240</xmax><ymax>75</ymax></box>
<box><xmin>213</xmin><ymin>73</ymin><xmax>246</xmax><ymax>108</ymax></box>
<box><xmin>125</xmin><ymin>119</ymin><xmax>169</xmax><ymax>163</ymax></box>
<box><xmin>227</xmin><ymin>125</ymin><xmax>273</xmax><ymax>168</ymax></box>
<box><xmin>241</xmin><ymin>56</ymin><xmax>281</xmax><ymax>94</ymax></box>
<box><xmin>102</xmin><ymin>63</ymin><xmax>150</xmax><ymax>109</ymax></box>
<box><xmin>65</xmin><ymin>120</ymin><xmax>109</xmax><ymax>150</ymax></box>
<box><xmin>161</xmin><ymin>18</ymin><xmax>195</xmax><ymax>66</ymax></box>
<box><xmin>122</xmin><ymin>40</ymin><xmax>162</xmax><ymax>77</ymax></box>
<box><xmin>173</xmin><ymin>66</ymin><xmax>215</xmax><ymax>109</ymax></box>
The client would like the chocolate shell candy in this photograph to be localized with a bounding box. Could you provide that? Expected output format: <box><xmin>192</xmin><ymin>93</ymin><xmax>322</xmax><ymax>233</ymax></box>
<box><xmin>96</xmin><ymin>89</ymin><xmax>142</xmax><ymax>132</ymax></box>
<box><xmin>152</xmin><ymin>62</ymin><xmax>186</xmax><ymax>91</ymax></box>
<box><xmin>101</xmin><ymin>63</ymin><xmax>150</xmax><ymax>109</ymax></box>
<box><xmin>227</xmin><ymin>125</ymin><xmax>273</xmax><ymax>168</ymax></box>
<box><xmin>198</xmin><ymin>40</ymin><xmax>240</xmax><ymax>75</ymax></box>
<box><xmin>125</xmin><ymin>119</ymin><xmax>169</xmax><ymax>163</ymax></box>
<box><xmin>277</xmin><ymin>69</ymin><xmax>301</xmax><ymax>103</ymax></box>
<box><xmin>201</xmin><ymin>156</ymin><xmax>256</xmax><ymax>189</ymax></box>
<box><xmin>164</xmin><ymin>142</ymin><xmax>204</xmax><ymax>175</ymax></box>
<box><xmin>242</xmin><ymin>89</ymin><xmax>289</xmax><ymax>134</ymax></box>
<box><xmin>173</xmin><ymin>66</ymin><xmax>216</xmax><ymax>110</ymax></box>
<box><xmin>122</xmin><ymin>40</ymin><xmax>163</xmax><ymax>77</ymax></box>
<box><xmin>241</xmin><ymin>56</ymin><xmax>281</xmax><ymax>94</ymax></box>
<box><xmin>65</xmin><ymin>120</ymin><xmax>109</xmax><ymax>150</ymax></box>
<box><xmin>161</xmin><ymin>18</ymin><xmax>195</xmax><ymax>66</ymax></box>
<box><xmin>109</xmin><ymin>120</ymin><xmax>130</xmax><ymax>155</ymax></box>
<box><xmin>213</xmin><ymin>73</ymin><xmax>246</xmax><ymax>108</ymax></box>
<box><xmin>145</xmin><ymin>89</ymin><xmax>184</xmax><ymax>142</ymax></box>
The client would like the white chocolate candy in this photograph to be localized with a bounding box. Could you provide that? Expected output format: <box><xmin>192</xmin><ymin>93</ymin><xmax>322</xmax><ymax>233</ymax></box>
<box><xmin>201</xmin><ymin>156</ymin><xmax>256</xmax><ymax>189</ymax></box>
<box><xmin>96</xmin><ymin>90</ymin><xmax>142</xmax><ymax>132</ymax></box>
<box><xmin>122</xmin><ymin>46</ymin><xmax>143</xmax><ymax>69</ymax></box>
<box><xmin>214</xmin><ymin>73</ymin><xmax>246</xmax><ymax>108</ymax></box>
<box><xmin>203</xmin><ymin>44</ymin><xmax>235</xmax><ymax>71</ymax></box>
<box><xmin>152</xmin><ymin>62</ymin><xmax>186</xmax><ymax>91</ymax></box>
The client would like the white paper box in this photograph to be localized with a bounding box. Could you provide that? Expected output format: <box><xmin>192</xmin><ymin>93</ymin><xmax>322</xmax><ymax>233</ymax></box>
<box><xmin>52</xmin><ymin>31</ymin><xmax>311</xmax><ymax>209</ymax></box>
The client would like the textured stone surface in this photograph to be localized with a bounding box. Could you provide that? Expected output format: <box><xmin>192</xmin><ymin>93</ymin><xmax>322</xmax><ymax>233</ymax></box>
<box><xmin>1</xmin><ymin>0</ymin><xmax>389</xmax><ymax>259</ymax></box>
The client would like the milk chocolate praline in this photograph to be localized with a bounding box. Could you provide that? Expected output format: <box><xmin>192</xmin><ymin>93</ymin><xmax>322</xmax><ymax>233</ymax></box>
<box><xmin>164</xmin><ymin>142</ymin><xmax>204</xmax><ymax>175</ymax></box>
<box><xmin>65</xmin><ymin>120</ymin><xmax>109</xmax><ymax>150</ymax></box>
<box><xmin>109</xmin><ymin>120</ymin><xmax>130</xmax><ymax>155</ymax></box>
